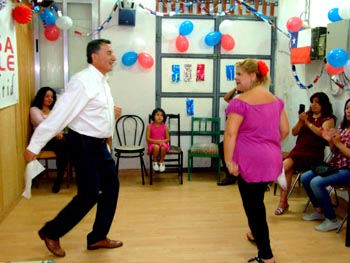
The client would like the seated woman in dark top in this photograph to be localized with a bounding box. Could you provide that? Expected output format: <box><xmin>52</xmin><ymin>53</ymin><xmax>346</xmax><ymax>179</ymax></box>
<box><xmin>275</xmin><ymin>92</ymin><xmax>336</xmax><ymax>215</ymax></box>
<box><xmin>30</xmin><ymin>87</ymin><xmax>68</xmax><ymax>193</ymax></box>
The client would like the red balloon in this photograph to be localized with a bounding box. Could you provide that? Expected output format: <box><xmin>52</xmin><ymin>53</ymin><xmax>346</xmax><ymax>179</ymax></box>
<box><xmin>12</xmin><ymin>4</ymin><xmax>33</xmax><ymax>24</ymax></box>
<box><xmin>286</xmin><ymin>17</ymin><xmax>303</xmax><ymax>33</ymax></box>
<box><xmin>175</xmin><ymin>35</ymin><xmax>189</xmax><ymax>52</ymax></box>
<box><xmin>221</xmin><ymin>34</ymin><xmax>235</xmax><ymax>51</ymax></box>
<box><xmin>326</xmin><ymin>63</ymin><xmax>344</xmax><ymax>75</ymax></box>
<box><xmin>138</xmin><ymin>52</ymin><xmax>154</xmax><ymax>69</ymax></box>
<box><xmin>44</xmin><ymin>25</ymin><xmax>60</xmax><ymax>41</ymax></box>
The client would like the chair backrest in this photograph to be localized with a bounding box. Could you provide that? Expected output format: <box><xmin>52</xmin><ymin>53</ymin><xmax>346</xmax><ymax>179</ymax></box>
<box><xmin>148</xmin><ymin>113</ymin><xmax>181</xmax><ymax>147</ymax></box>
<box><xmin>115</xmin><ymin>115</ymin><xmax>145</xmax><ymax>146</ymax></box>
<box><xmin>190</xmin><ymin>117</ymin><xmax>221</xmax><ymax>145</ymax></box>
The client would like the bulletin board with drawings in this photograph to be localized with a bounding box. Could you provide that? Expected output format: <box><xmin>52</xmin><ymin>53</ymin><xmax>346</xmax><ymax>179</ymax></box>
<box><xmin>156</xmin><ymin>12</ymin><xmax>275</xmax><ymax>133</ymax></box>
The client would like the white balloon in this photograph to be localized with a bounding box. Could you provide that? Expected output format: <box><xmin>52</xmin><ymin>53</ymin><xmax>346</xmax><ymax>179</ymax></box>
<box><xmin>219</xmin><ymin>20</ymin><xmax>233</xmax><ymax>34</ymax></box>
<box><xmin>339</xmin><ymin>4</ymin><xmax>350</xmax><ymax>20</ymax></box>
<box><xmin>162</xmin><ymin>24</ymin><xmax>178</xmax><ymax>40</ymax></box>
<box><xmin>56</xmin><ymin>16</ymin><xmax>73</xmax><ymax>30</ymax></box>
<box><xmin>344</xmin><ymin>60</ymin><xmax>350</xmax><ymax>79</ymax></box>
<box><xmin>132</xmin><ymin>37</ymin><xmax>146</xmax><ymax>53</ymax></box>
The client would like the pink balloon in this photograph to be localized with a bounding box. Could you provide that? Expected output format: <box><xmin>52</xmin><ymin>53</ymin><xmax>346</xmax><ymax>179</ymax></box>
<box><xmin>44</xmin><ymin>25</ymin><xmax>60</xmax><ymax>41</ymax></box>
<box><xmin>138</xmin><ymin>52</ymin><xmax>154</xmax><ymax>69</ymax></box>
<box><xmin>326</xmin><ymin>63</ymin><xmax>344</xmax><ymax>75</ymax></box>
<box><xmin>286</xmin><ymin>17</ymin><xmax>303</xmax><ymax>33</ymax></box>
<box><xmin>221</xmin><ymin>34</ymin><xmax>235</xmax><ymax>51</ymax></box>
<box><xmin>175</xmin><ymin>35</ymin><xmax>189</xmax><ymax>52</ymax></box>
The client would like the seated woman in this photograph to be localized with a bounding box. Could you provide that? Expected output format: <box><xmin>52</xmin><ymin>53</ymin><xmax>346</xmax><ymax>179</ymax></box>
<box><xmin>301</xmin><ymin>98</ymin><xmax>350</xmax><ymax>232</ymax></box>
<box><xmin>30</xmin><ymin>87</ymin><xmax>68</xmax><ymax>193</ymax></box>
<box><xmin>275</xmin><ymin>92</ymin><xmax>336</xmax><ymax>215</ymax></box>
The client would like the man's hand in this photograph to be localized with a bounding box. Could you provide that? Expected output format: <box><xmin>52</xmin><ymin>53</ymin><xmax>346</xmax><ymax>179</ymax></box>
<box><xmin>24</xmin><ymin>149</ymin><xmax>37</xmax><ymax>162</ymax></box>
<box><xmin>114</xmin><ymin>106</ymin><xmax>122</xmax><ymax>119</ymax></box>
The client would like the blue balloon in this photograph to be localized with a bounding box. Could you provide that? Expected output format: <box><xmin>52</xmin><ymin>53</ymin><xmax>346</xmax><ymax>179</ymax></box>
<box><xmin>328</xmin><ymin>8</ymin><xmax>342</xmax><ymax>22</ymax></box>
<box><xmin>121</xmin><ymin>51</ymin><xmax>138</xmax><ymax>67</ymax></box>
<box><xmin>179</xmin><ymin>20</ymin><xmax>194</xmax><ymax>36</ymax></box>
<box><xmin>204</xmin><ymin>32</ymin><xmax>222</xmax><ymax>46</ymax></box>
<box><xmin>327</xmin><ymin>48</ymin><xmax>349</xmax><ymax>68</ymax></box>
<box><xmin>39</xmin><ymin>9</ymin><xmax>57</xmax><ymax>25</ymax></box>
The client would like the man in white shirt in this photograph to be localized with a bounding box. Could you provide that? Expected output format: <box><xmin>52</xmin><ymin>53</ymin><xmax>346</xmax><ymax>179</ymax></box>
<box><xmin>24</xmin><ymin>39</ymin><xmax>122</xmax><ymax>257</ymax></box>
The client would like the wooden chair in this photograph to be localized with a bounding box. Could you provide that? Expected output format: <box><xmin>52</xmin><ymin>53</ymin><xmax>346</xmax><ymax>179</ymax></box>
<box><xmin>148</xmin><ymin>113</ymin><xmax>183</xmax><ymax>185</ymax></box>
<box><xmin>114</xmin><ymin>115</ymin><xmax>148</xmax><ymax>185</ymax></box>
<box><xmin>187</xmin><ymin>117</ymin><xmax>221</xmax><ymax>183</ymax></box>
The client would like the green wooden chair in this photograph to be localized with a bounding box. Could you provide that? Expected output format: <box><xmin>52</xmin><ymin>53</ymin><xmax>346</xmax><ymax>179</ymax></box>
<box><xmin>187</xmin><ymin>117</ymin><xmax>221</xmax><ymax>183</ymax></box>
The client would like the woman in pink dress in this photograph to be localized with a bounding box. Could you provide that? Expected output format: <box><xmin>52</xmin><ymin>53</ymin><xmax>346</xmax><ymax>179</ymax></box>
<box><xmin>224</xmin><ymin>59</ymin><xmax>289</xmax><ymax>263</ymax></box>
<box><xmin>146</xmin><ymin>108</ymin><xmax>170</xmax><ymax>172</ymax></box>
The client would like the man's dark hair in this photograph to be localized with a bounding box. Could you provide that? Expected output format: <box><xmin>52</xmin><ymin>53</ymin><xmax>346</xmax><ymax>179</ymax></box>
<box><xmin>86</xmin><ymin>39</ymin><xmax>111</xmax><ymax>64</ymax></box>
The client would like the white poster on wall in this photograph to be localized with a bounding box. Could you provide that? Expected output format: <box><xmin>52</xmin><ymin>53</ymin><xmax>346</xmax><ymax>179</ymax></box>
<box><xmin>0</xmin><ymin>1</ymin><xmax>19</xmax><ymax>109</ymax></box>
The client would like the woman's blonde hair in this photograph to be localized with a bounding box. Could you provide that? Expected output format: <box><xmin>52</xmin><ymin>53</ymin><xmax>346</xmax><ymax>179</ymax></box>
<box><xmin>235</xmin><ymin>58</ymin><xmax>270</xmax><ymax>87</ymax></box>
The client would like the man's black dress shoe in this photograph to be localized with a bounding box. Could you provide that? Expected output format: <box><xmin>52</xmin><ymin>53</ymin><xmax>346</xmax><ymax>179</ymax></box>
<box><xmin>217</xmin><ymin>176</ymin><xmax>237</xmax><ymax>186</ymax></box>
<box><xmin>38</xmin><ymin>230</ymin><xmax>66</xmax><ymax>257</ymax></box>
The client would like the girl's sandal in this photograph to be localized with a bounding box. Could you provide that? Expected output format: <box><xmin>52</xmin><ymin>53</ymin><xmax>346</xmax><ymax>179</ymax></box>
<box><xmin>274</xmin><ymin>201</ymin><xmax>289</xmax><ymax>215</ymax></box>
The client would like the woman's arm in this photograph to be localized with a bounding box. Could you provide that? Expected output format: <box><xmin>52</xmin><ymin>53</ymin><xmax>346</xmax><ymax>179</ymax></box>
<box><xmin>30</xmin><ymin>107</ymin><xmax>45</xmax><ymax>128</ymax></box>
<box><xmin>224</xmin><ymin>88</ymin><xmax>237</xmax><ymax>103</ymax></box>
<box><xmin>224</xmin><ymin>112</ymin><xmax>243</xmax><ymax>175</ymax></box>
<box><xmin>305</xmin><ymin>117</ymin><xmax>335</xmax><ymax>138</ymax></box>
<box><xmin>291</xmin><ymin>112</ymin><xmax>307</xmax><ymax>136</ymax></box>
<box><xmin>332</xmin><ymin>132</ymin><xmax>350</xmax><ymax>158</ymax></box>
<box><xmin>280</xmin><ymin>109</ymin><xmax>290</xmax><ymax>141</ymax></box>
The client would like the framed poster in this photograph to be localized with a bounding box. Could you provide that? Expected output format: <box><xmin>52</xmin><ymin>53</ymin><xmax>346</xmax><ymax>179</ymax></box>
<box><xmin>0</xmin><ymin>2</ymin><xmax>19</xmax><ymax>109</ymax></box>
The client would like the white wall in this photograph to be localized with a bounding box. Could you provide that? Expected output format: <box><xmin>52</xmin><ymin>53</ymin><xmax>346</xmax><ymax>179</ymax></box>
<box><xmin>100</xmin><ymin>0</ymin><xmax>349</xmax><ymax>168</ymax></box>
<box><xmin>100</xmin><ymin>0</ymin><xmax>156</xmax><ymax>168</ymax></box>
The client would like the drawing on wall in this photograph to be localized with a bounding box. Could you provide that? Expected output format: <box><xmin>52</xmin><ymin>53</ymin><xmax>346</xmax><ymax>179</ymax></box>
<box><xmin>196</xmin><ymin>64</ymin><xmax>205</xmax><ymax>81</ymax></box>
<box><xmin>184</xmin><ymin>64</ymin><xmax>192</xmax><ymax>82</ymax></box>
<box><xmin>186</xmin><ymin>98</ymin><xmax>194</xmax><ymax>116</ymax></box>
<box><xmin>226</xmin><ymin>65</ymin><xmax>235</xmax><ymax>81</ymax></box>
<box><xmin>172</xmin><ymin>65</ymin><xmax>180</xmax><ymax>83</ymax></box>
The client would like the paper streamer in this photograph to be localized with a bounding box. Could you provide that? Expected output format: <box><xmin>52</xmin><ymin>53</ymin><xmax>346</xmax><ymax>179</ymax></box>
<box><xmin>226</xmin><ymin>65</ymin><xmax>235</xmax><ymax>81</ymax></box>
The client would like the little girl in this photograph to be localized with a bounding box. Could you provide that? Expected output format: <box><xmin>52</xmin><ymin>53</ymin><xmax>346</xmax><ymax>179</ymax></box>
<box><xmin>146</xmin><ymin>108</ymin><xmax>170</xmax><ymax>172</ymax></box>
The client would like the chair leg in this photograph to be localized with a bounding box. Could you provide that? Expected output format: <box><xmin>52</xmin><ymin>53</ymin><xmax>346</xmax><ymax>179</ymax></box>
<box><xmin>217</xmin><ymin>158</ymin><xmax>221</xmax><ymax>183</ymax></box>
<box><xmin>286</xmin><ymin>172</ymin><xmax>302</xmax><ymax>200</ymax></box>
<box><xmin>187</xmin><ymin>155</ymin><xmax>192</xmax><ymax>181</ymax></box>
<box><xmin>140</xmin><ymin>155</ymin><xmax>147</xmax><ymax>185</ymax></box>
<box><xmin>180</xmin><ymin>153</ymin><xmax>183</xmax><ymax>184</ymax></box>
<box><xmin>337</xmin><ymin>213</ymin><xmax>348</xmax><ymax>233</ymax></box>
<box><xmin>149</xmin><ymin>155</ymin><xmax>153</xmax><ymax>185</ymax></box>
<box><xmin>274</xmin><ymin>183</ymin><xmax>278</xmax><ymax>195</ymax></box>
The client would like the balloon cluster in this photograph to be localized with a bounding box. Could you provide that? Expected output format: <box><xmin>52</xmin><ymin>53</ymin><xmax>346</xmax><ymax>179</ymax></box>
<box><xmin>121</xmin><ymin>38</ymin><xmax>154</xmax><ymax>69</ymax></box>
<box><xmin>326</xmin><ymin>48</ymin><xmax>349</xmax><ymax>76</ymax></box>
<box><xmin>29</xmin><ymin>1</ymin><xmax>74</xmax><ymax>42</ymax></box>
<box><xmin>163</xmin><ymin>20</ymin><xmax>235</xmax><ymax>52</ymax></box>
<box><xmin>204</xmin><ymin>20</ymin><xmax>236</xmax><ymax>50</ymax></box>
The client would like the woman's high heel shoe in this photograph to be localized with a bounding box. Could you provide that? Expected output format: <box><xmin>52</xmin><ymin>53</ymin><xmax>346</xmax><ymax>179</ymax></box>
<box><xmin>274</xmin><ymin>201</ymin><xmax>289</xmax><ymax>215</ymax></box>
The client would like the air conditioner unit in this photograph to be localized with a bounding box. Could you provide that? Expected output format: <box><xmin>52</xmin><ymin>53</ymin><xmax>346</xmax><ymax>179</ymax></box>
<box><xmin>118</xmin><ymin>0</ymin><xmax>136</xmax><ymax>26</ymax></box>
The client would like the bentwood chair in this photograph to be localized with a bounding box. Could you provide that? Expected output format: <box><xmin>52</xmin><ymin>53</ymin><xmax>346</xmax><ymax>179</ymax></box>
<box><xmin>148</xmin><ymin>113</ymin><xmax>183</xmax><ymax>185</ymax></box>
<box><xmin>114</xmin><ymin>115</ymin><xmax>148</xmax><ymax>185</ymax></box>
<box><xmin>187</xmin><ymin>117</ymin><xmax>221</xmax><ymax>183</ymax></box>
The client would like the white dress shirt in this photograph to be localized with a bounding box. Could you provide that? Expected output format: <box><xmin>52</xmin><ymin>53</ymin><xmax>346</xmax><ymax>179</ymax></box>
<box><xmin>28</xmin><ymin>64</ymin><xmax>115</xmax><ymax>154</ymax></box>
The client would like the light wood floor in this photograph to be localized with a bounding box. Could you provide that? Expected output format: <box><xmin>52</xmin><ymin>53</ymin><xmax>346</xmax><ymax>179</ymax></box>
<box><xmin>0</xmin><ymin>170</ymin><xmax>349</xmax><ymax>263</ymax></box>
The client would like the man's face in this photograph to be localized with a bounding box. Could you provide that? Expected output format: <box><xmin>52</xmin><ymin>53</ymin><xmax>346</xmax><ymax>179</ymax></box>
<box><xmin>92</xmin><ymin>43</ymin><xmax>116</xmax><ymax>75</ymax></box>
